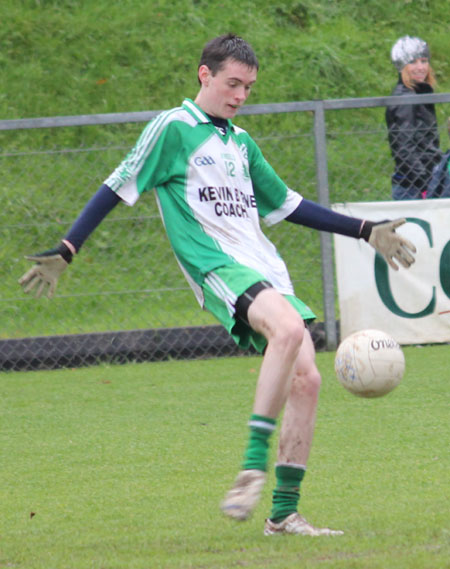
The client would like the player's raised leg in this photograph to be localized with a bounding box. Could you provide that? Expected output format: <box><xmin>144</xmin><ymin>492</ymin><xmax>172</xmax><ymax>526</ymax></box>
<box><xmin>264</xmin><ymin>329</ymin><xmax>343</xmax><ymax>536</ymax></box>
<box><xmin>221</xmin><ymin>288</ymin><xmax>305</xmax><ymax>520</ymax></box>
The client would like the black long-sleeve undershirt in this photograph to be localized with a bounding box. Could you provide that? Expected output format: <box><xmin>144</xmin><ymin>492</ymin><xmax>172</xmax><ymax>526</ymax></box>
<box><xmin>64</xmin><ymin>184</ymin><xmax>121</xmax><ymax>251</ymax></box>
<box><xmin>286</xmin><ymin>198</ymin><xmax>364</xmax><ymax>238</ymax></box>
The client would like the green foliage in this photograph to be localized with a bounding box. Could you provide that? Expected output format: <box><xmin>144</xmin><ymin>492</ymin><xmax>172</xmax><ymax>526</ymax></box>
<box><xmin>1</xmin><ymin>0</ymin><xmax>450</xmax><ymax>120</ymax></box>
<box><xmin>1</xmin><ymin>345</ymin><xmax>448</xmax><ymax>567</ymax></box>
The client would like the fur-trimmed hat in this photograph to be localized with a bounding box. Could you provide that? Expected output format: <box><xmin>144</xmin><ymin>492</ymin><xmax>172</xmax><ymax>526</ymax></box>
<box><xmin>391</xmin><ymin>36</ymin><xmax>430</xmax><ymax>71</ymax></box>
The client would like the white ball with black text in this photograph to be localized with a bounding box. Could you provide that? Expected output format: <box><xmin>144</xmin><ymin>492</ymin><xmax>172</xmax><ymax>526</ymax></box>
<box><xmin>334</xmin><ymin>329</ymin><xmax>405</xmax><ymax>398</ymax></box>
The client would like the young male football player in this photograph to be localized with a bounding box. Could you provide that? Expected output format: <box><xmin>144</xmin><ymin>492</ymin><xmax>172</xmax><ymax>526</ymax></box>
<box><xmin>19</xmin><ymin>34</ymin><xmax>416</xmax><ymax>536</ymax></box>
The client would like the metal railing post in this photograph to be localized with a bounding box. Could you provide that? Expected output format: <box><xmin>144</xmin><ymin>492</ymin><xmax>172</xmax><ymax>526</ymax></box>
<box><xmin>313</xmin><ymin>101</ymin><xmax>338</xmax><ymax>350</ymax></box>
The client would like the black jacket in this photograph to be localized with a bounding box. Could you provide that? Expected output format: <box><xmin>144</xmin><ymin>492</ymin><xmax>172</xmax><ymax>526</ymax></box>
<box><xmin>385</xmin><ymin>79</ymin><xmax>442</xmax><ymax>192</ymax></box>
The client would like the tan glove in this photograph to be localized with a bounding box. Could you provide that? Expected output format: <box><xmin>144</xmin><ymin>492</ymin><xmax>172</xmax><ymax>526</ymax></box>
<box><xmin>363</xmin><ymin>218</ymin><xmax>416</xmax><ymax>270</ymax></box>
<box><xmin>18</xmin><ymin>243</ymin><xmax>73</xmax><ymax>298</ymax></box>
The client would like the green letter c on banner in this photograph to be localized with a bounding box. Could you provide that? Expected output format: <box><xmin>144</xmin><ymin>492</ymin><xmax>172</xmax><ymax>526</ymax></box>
<box><xmin>440</xmin><ymin>240</ymin><xmax>450</xmax><ymax>297</ymax></box>
<box><xmin>374</xmin><ymin>218</ymin><xmax>436</xmax><ymax>318</ymax></box>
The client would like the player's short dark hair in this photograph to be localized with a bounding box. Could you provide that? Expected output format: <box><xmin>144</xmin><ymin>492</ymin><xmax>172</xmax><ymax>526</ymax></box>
<box><xmin>198</xmin><ymin>34</ymin><xmax>259</xmax><ymax>77</ymax></box>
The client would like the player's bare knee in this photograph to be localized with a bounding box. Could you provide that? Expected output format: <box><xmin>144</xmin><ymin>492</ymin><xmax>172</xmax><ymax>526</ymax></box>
<box><xmin>306</xmin><ymin>367</ymin><xmax>322</xmax><ymax>394</ymax></box>
<box><xmin>292</xmin><ymin>365</ymin><xmax>322</xmax><ymax>397</ymax></box>
<box><xmin>269</xmin><ymin>317</ymin><xmax>305</xmax><ymax>359</ymax></box>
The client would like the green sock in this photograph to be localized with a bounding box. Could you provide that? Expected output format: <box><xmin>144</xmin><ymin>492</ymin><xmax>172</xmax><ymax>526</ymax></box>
<box><xmin>270</xmin><ymin>464</ymin><xmax>306</xmax><ymax>522</ymax></box>
<box><xmin>242</xmin><ymin>414</ymin><xmax>276</xmax><ymax>472</ymax></box>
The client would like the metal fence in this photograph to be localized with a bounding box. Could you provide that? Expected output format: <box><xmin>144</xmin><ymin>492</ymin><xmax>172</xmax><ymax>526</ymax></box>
<box><xmin>1</xmin><ymin>93</ymin><xmax>450</xmax><ymax>370</ymax></box>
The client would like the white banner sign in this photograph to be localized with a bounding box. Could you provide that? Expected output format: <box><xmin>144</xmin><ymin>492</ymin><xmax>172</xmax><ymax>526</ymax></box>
<box><xmin>332</xmin><ymin>199</ymin><xmax>450</xmax><ymax>345</ymax></box>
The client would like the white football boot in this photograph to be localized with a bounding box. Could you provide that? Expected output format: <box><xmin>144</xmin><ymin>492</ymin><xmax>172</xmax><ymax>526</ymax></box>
<box><xmin>264</xmin><ymin>513</ymin><xmax>344</xmax><ymax>536</ymax></box>
<box><xmin>221</xmin><ymin>469</ymin><xmax>266</xmax><ymax>521</ymax></box>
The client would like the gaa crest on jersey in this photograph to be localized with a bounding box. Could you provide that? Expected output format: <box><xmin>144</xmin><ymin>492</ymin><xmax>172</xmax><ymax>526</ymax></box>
<box><xmin>194</xmin><ymin>155</ymin><xmax>216</xmax><ymax>166</ymax></box>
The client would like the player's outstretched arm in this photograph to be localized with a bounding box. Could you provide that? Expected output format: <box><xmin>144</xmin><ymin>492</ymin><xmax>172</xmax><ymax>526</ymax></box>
<box><xmin>360</xmin><ymin>218</ymin><xmax>416</xmax><ymax>271</ymax></box>
<box><xmin>285</xmin><ymin>199</ymin><xmax>416</xmax><ymax>270</ymax></box>
<box><xmin>18</xmin><ymin>184</ymin><xmax>122</xmax><ymax>299</ymax></box>
<box><xmin>18</xmin><ymin>242</ymin><xmax>73</xmax><ymax>299</ymax></box>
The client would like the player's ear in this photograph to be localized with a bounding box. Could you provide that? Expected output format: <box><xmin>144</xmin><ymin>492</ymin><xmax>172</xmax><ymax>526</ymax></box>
<box><xmin>198</xmin><ymin>64</ymin><xmax>211</xmax><ymax>87</ymax></box>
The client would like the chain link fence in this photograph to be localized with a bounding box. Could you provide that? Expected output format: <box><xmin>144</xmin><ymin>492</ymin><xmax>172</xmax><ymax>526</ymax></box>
<box><xmin>1</xmin><ymin>94</ymin><xmax>449</xmax><ymax>370</ymax></box>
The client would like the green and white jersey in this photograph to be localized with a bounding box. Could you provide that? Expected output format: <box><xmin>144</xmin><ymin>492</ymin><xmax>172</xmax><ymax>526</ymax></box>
<box><xmin>104</xmin><ymin>98</ymin><xmax>303</xmax><ymax>304</ymax></box>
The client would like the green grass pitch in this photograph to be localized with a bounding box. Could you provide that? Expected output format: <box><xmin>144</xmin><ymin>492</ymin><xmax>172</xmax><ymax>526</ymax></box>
<box><xmin>1</xmin><ymin>344</ymin><xmax>448</xmax><ymax>569</ymax></box>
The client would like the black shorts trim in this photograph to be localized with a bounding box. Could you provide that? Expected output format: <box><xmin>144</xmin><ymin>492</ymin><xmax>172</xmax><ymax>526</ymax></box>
<box><xmin>234</xmin><ymin>280</ymin><xmax>273</xmax><ymax>325</ymax></box>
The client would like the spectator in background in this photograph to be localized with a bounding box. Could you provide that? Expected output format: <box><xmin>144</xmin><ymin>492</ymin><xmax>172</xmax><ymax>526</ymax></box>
<box><xmin>428</xmin><ymin>117</ymin><xmax>450</xmax><ymax>198</ymax></box>
<box><xmin>385</xmin><ymin>35</ymin><xmax>446</xmax><ymax>200</ymax></box>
